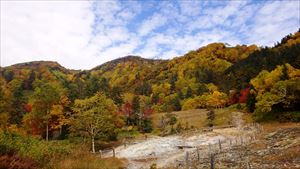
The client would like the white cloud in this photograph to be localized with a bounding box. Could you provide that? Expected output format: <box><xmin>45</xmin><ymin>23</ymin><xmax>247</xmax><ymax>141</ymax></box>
<box><xmin>97</xmin><ymin>36</ymin><xmax>141</xmax><ymax>64</ymax></box>
<box><xmin>138</xmin><ymin>13</ymin><xmax>167</xmax><ymax>36</ymax></box>
<box><xmin>1</xmin><ymin>1</ymin><xmax>299</xmax><ymax>69</ymax></box>
<box><xmin>246</xmin><ymin>1</ymin><xmax>299</xmax><ymax>46</ymax></box>
<box><xmin>1</xmin><ymin>1</ymin><xmax>97</xmax><ymax>70</ymax></box>
<box><xmin>179</xmin><ymin>1</ymin><xmax>202</xmax><ymax>17</ymax></box>
<box><xmin>91</xmin><ymin>1</ymin><xmax>122</xmax><ymax>26</ymax></box>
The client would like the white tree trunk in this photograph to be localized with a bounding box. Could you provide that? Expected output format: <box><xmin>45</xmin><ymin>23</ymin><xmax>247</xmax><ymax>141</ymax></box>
<box><xmin>92</xmin><ymin>136</ymin><xmax>95</xmax><ymax>153</ymax></box>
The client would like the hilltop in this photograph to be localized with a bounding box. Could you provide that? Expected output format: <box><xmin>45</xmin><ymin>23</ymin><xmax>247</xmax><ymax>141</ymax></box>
<box><xmin>1</xmin><ymin>29</ymin><xmax>300</xmax><ymax>169</ymax></box>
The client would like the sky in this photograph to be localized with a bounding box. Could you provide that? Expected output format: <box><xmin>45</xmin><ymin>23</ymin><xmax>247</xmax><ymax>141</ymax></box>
<box><xmin>1</xmin><ymin>0</ymin><xmax>299</xmax><ymax>70</ymax></box>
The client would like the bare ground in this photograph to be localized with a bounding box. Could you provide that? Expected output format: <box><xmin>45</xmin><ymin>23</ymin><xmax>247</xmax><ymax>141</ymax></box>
<box><xmin>103</xmin><ymin>112</ymin><xmax>300</xmax><ymax>169</ymax></box>
<box><xmin>103</xmin><ymin>112</ymin><xmax>262</xmax><ymax>169</ymax></box>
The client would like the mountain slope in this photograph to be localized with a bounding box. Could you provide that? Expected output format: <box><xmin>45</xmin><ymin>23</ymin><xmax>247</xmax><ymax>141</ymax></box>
<box><xmin>225</xmin><ymin>31</ymin><xmax>300</xmax><ymax>90</ymax></box>
<box><xmin>1</xmin><ymin>30</ymin><xmax>299</xmax><ymax>119</ymax></box>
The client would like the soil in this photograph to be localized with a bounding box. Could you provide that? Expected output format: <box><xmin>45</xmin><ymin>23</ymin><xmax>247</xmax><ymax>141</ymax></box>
<box><xmin>102</xmin><ymin>112</ymin><xmax>300</xmax><ymax>169</ymax></box>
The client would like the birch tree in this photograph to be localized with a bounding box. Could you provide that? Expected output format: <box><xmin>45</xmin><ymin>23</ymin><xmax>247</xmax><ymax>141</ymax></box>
<box><xmin>71</xmin><ymin>92</ymin><xmax>120</xmax><ymax>153</ymax></box>
<box><xmin>31</xmin><ymin>80</ymin><xmax>60</xmax><ymax>141</ymax></box>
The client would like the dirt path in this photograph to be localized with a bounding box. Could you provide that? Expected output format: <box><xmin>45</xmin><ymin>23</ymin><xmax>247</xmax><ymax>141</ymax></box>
<box><xmin>103</xmin><ymin>111</ymin><xmax>256</xmax><ymax>169</ymax></box>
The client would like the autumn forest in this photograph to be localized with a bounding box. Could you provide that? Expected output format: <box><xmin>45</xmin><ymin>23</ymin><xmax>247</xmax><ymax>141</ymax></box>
<box><xmin>0</xmin><ymin>30</ymin><xmax>300</xmax><ymax>168</ymax></box>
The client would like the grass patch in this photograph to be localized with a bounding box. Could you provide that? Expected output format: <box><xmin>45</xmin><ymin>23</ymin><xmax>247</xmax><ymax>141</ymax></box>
<box><xmin>118</xmin><ymin>128</ymin><xmax>141</xmax><ymax>140</ymax></box>
<box><xmin>52</xmin><ymin>146</ymin><xmax>126</xmax><ymax>169</ymax></box>
<box><xmin>152</xmin><ymin>108</ymin><xmax>246</xmax><ymax>132</ymax></box>
<box><xmin>242</xmin><ymin>112</ymin><xmax>253</xmax><ymax>123</ymax></box>
<box><xmin>213</xmin><ymin>108</ymin><xmax>232</xmax><ymax>126</ymax></box>
<box><xmin>152</xmin><ymin>109</ymin><xmax>208</xmax><ymax>130</ymax></box>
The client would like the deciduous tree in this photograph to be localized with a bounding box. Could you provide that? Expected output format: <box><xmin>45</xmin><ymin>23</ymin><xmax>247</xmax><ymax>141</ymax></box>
<box><xmin>70</xmin><ymin>93</ymin><xmax>122</xmax><ymax>153</ymax></box>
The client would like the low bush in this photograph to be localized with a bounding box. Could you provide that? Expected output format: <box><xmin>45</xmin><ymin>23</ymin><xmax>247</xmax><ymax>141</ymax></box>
<box><xmin>0</xmin><ymin>148</ymin><xmax>38</xmax><ymax>169</ymax></box>
<box><xmin>279</xmin><ymin>111</ymin><xmax>300</xmax><ymax>122</ymax></box>
<box><xmin>228</xmin><ymin>103</ymin><xmax>247</xmax><ymax>111</ymax></box>
<box><xmin>0</xmin><ymin>131</ymin><xmax>72</xmax><ymax>168</ymax></box>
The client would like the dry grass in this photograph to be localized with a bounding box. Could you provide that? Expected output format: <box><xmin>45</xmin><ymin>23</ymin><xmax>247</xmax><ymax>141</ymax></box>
<box><xmin>242</xmin><ymin>112</ymin><xmax>253</xmax><ymax>123</ymax></box>
<box><xmin>152</xmin><ymin>108</ymin><xmax>249</xmax><ymax>131</ymax></box>
<box><xmin>249</xmin><ymin>141</ymin><xmax>267</xmax><ymax>150</ymax></box>
<box><xmin>55</xmin><ymin>156</ymin><xmax>126</xmax><ymax>169</ymax></box>
<box><xmin>50</xmin><ymin>145</ymin><xmax>126</xmax><ymax>169</ymax></box>
<box><xmin>213</xmin><ymin>108</ymin><xmax>233</xmax><ymax>126</ymax></box>
<box><xmin>261</xmin><ymin>122</ymin><xmax>300</xmax><ymax>133</ymax></box>
<box><xmin>152</xmin><ymin>109</ymin><xmax>208</xmax><ymax>129</ymax></box>
<box><xmin>263</xmin><ymin>146</ymin><xmax>300</xmax><ymax>163</ymax></box>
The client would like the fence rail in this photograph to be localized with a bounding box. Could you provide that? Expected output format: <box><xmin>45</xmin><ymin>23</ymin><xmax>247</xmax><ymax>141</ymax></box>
<box><xmin>100</xmin><ymin>122</ymin><xmax>263</xmax><ymax>169</ymax></box>
<box><xmin>179</xmin><ymin>122</ymin><xmax>263</xmax><ymax>169</ymax></box>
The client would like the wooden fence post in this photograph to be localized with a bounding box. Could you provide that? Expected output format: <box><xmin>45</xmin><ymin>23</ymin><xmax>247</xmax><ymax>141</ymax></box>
<box><xmin>185</xmin><ymin>151</ymin><xmax>189</xmax><ymax>169</ymax></box>
<box><xmin>112</xmin><ymin>147</ymin><xmax>115</xmax><ymax>157</ymax></box>
<box><xmin>247</xmin><ymin>161</ymin><xmax>251</xmax><ymax>169</ymax></box>
<box><xmin>99</xmin><ymin>150</ymin><xmax>102</xmax><ymax>158</ymax></box>
<box><xmin>209</xmin><ymin>143</ymin><xmax>212</xmax><ymax>154</ymax></box>
<box><xmin>246</xmin><ymin>157</ymin><xmax>251</xmax><ymax>169</ymax></box>
<box><xmin>197</xmin><ymin>148</ymin><xmax>200</xmax><ymax>161</ymax></box>
<box><xmin>210</xmin><ymin>154</ymin><xmax>215</xmax><ymax>169</ymax></box>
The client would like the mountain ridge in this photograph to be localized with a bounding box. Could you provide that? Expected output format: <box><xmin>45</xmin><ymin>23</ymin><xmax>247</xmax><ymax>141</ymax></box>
<box><xmin>2</xmin><ymin>28</ymin><xmax>300</xmax><ymax>73</ymax></box>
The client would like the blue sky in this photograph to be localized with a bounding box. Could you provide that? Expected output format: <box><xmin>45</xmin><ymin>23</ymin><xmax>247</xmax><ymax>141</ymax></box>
<box><xmin>1</xmin><ymin>0</ymin><xmax>299</xmax><ymax>69</ymax></box>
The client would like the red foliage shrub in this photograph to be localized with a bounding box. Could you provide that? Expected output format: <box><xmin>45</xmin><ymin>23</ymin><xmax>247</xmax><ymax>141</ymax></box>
<box><xmin>228</xmin><ymin>89</ymin><xmax>239</xmax><ymax>105</ymax></box>
<box><xmin>0</xmin><ymin>152</ymin><xmax>38</xmax><ymax>169</ymax></box>
<box><xmin>143</xmin><ymin>107</ymin><xmax>153</xmax><ymax>118</ymax></box>
<box><xmin>23</xmin><ymin>117</ymin><xmax>44</xmax><ymax>135</ymax></box>
<box><xmin>23</xmin><ymin>104</ymin><xmax>32</xmax><ymax>113</ymax></box>
<box><xmin>239</xmin><ymin>87</ymin><xmax>250</xmax><ymax>103</ymax></box>
<box><xmin>121</xmin><ymin>102</ymin><xmax>133</xmax><ymax>117</ymax></box>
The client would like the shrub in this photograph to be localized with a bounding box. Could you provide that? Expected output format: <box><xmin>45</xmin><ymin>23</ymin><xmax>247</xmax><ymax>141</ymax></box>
<box><xmin>140</xmin><ymin>118</ymin><xmax>153</xmax><ymax>133</ymax></box>
<box><xmin>207</xmin><ymin>109</ymin><xmax>215</xmax><ymax>127</ymax></box>
<box><xmin>228</xmin><ymin>103</ymin><xmax>247</xmax><ymax>111</ymax></box>
<box><xmin>0</xmin><ymin>131</ymin><xmax>72</xmax><ymax>166</ymax></box>
<box><xmin>0</xmin><ymin>146</ymin><xmax>38</xmax><ymax>169</ymax></box>
<box><xmin>279</xmin><ymin>111</ymin><xmax>300</xmax><ymax>122</ymax></box>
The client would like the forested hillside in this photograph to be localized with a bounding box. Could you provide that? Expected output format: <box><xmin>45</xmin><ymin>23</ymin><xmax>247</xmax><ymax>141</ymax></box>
<box><xmin>1</xmin><ymin>30</ymin><xmax>299</xmax><ymax>143</ymax></box>
<box><xmin>1</xmin><ymin>29</ymin><xmax>300</xmax><ymax>169</ymax></box>
<box><xmin>225</xmin><ymin>31</ymin><xmax>300</xmax><ymax>90</ymax></box>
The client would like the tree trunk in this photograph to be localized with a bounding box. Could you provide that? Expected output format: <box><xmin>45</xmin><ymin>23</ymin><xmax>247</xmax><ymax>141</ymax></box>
<box><xmin>46</xmin><ymin>109</ymin><xmax>50</xmax><ymax>141</ymax></box>
<box><xmin>59</xmin><ymin>127</ymin><xmax>62</xmax><ymax>136</ymax></box>
<box><xmin>46</xmin><ymin>121</ymin><xmax>49</xmax><ymax>141</ymax></box>
<box><xmin>92</xmin><ymin>136</ymin><xmax>95</xmax><ymax>153</ymax></box>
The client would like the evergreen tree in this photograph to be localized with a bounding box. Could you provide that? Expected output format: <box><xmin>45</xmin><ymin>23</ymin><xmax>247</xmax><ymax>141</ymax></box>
<box><xmin>170</xmin><ymin>74</ymin><xmax>177</xmax><ymax>92</ymax></box>
<box><xmin>172</xmin><ymin>96</ymin><xmax>181</xmax><ymax>111</ymax></box>
<box><xmin>131</xmin><ymin>95</ymin><xmax>141</xmax><ymax>125</ymax></box>
<box><xmin>110</xmin><ymin>86</ymin><xmax>123</xmax><ymax>106</ymax></box>
<box><xmin>185</xmin><ymin>86</ymin><xmax>193</xmax><ymax>98</ymax></box>
<box><xmin>207</xmin><ymin>109</ymin><xmax>215</xmax><ymax>127</ymax></box>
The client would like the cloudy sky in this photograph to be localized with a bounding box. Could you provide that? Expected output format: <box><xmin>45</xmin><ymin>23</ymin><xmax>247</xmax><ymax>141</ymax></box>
<box><xmin>1</xmin><ymin>0</ymin><xmax>299</xmax><ymax>70</ymax></box>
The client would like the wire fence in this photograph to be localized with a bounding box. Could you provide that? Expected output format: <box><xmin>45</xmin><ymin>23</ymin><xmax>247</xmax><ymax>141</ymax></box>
<box><xmin>100</xmin><ymin>122</ymin><xmax>263</xmax><ymax>169</ymax></box>
<box><xmin>177</xmin><ymin>122</ymin><xmax>263</xmax><ymax>169</ymax></box>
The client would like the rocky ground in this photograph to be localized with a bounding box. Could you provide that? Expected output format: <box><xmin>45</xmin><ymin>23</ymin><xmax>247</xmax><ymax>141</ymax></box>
<box><xmin>102</xmin><ymin>111</ymin><xmax>300</xmax><ymax>169</ymax></box>
<box><xmin>103</xmin><ymin>112</ymin><xmax>259</xmax><ymax>169</ymax></box>
<box><xmin>180</xmin><ymin>125</ymin><xmax>300</xmax><ymax>169</ymax></box>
